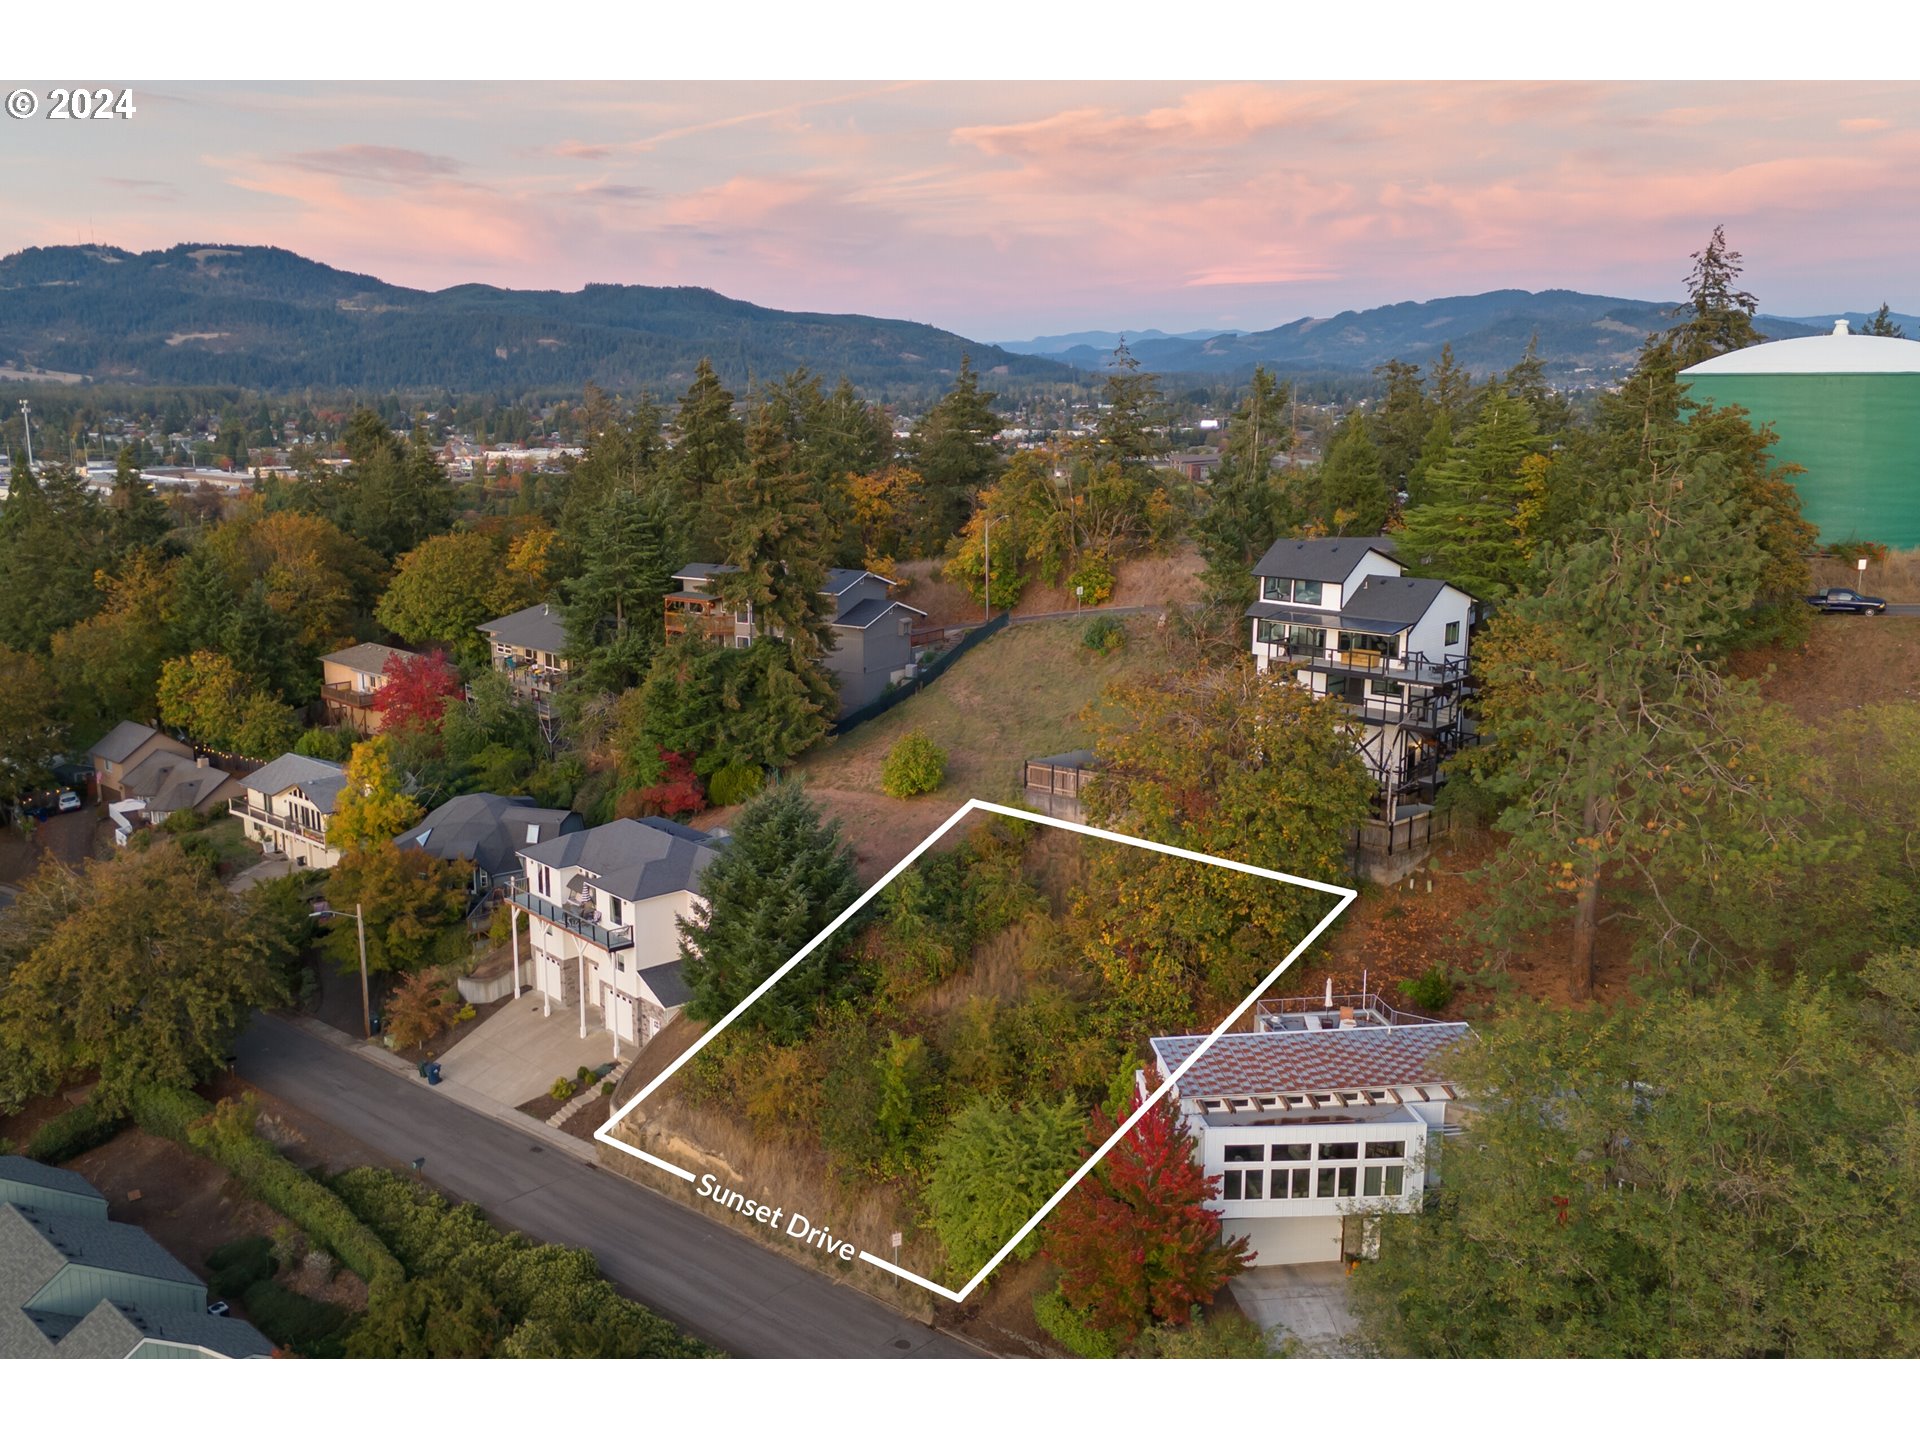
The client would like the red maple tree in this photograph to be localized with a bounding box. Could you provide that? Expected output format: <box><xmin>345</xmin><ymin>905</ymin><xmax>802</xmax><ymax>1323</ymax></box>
<box><xmin>1041</xmin><ymin>1096</ymin><xmax>1252</xmax><ymax>1343</ymax></box>
<box><xmin>621</xmin><ymin>749</ymin><xmax>707</xmax><ymax>820</ymax></box>
<box><xmin>373</xmin><ymin>650</ymin><xmax>464</xmax><ymax>740</ymax></box>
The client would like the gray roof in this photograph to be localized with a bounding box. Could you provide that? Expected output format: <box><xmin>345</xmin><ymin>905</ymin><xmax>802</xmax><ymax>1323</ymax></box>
<box><xmin>1251</xmin><ymin>535</ymin><xmax>1397</xmax><ymax>582</ymax></box>
<box><xmin>126</xmin><ymin>1305</ymin><xmax>276</xmax><ymax>1358</ymax></box>
<box><xmin>150</xmin><ymin>763</ymin><xmax>234</xmax><ymax>814</ymax></box>
<box><xmin>17</xmin><ymin>1207</ymin><xmax>203</xmax><ymax>1288</ymax></box>
<box><xmin>1342</xmin><ymin>574</ymin><xmax>1458</xmax><ymax>627</ymax></box>
<box><xmin>320</xmin><ymin>641</ymin><xmax>414</xmax><ymax>674</ymax></box>
<box><xmin>120</xmin><ymin>749</ymin><xmax>188</xmax><ymax>799</ymax></box>
<box><xmin>637</xmin><ymin>959</ymin><xmax>691</xmax><ymax>1010</ymax></box>
<box><xmin>518</xmin><ymin>817</ymin><xmax>722</xmax><ymax>904</ymax></box>
<box><xmin>834</xmin><ymin>596</ymin><xmax>927</xmax><ymax>630</ymax></box>
<box><xmin>823</xmin><ymin>567</ymin><xmax>890</xmax><ymax>596</ymax></box>
<box><xmin>672</xmin><ymin>561</ymin><xmax>738</xmax><ymax>582</ymax></box>
<box><xmin>1243</xmin><ymin>599</ymin><xmax>1405</xmax><ymax>635</ymax></box>
<box><xmin>88</xmin><ymin>720</ymin><xmax>164</xmax><ymax>765</ymax></box>
<box><xmin>1152</xmin><ymin>1023</ymin><xmax>1471</xmax><ymax>1099</ymax></box>
<box><xmin>243</xmin><ymin>753</ymin><xmax>349</xmax><ymax>813</ymax></box>
<box><xmin>478</xmin><ymin>602</ymin><xmax>569</xmax><ymax>654</ymax></box>
<box><xmin>0</xmin><ymin>1157</ymin><xmax>104</xmax><ymax>1204</ymax></box>
<box><xmin>396</xmin><ymin>793</ymin><xmax>582</xmax><ymax>877</ymax></box>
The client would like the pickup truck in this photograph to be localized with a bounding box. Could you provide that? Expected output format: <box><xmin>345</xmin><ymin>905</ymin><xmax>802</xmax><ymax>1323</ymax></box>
<box><xmin>1805</xmin><ymin>587</ymin><xmax>1888</xmax><ymax>615</ymax></box>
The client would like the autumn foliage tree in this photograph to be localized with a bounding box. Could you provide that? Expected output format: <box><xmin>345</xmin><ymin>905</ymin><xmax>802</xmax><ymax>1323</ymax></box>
<box><xmin>373</xmin><ymin>650</ymin><xmax>464</xmax><ymax>742</ymax></box>
<box><xmin>1041</xmin><ymin>1097</ymin><xmax>1250</xmax><ymax>1346</ymax></box>
<box><xmin>329</xmin><ymin>738</ymin><xmax>424</xmax><ymax>854</ymax></box>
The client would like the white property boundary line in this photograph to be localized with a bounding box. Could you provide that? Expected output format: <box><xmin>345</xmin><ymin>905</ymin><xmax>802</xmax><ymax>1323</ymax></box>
<box><xmin>594</xmin><ymin>797</ymin><xmax>1356</xmax><ymax>1305</ymax></box>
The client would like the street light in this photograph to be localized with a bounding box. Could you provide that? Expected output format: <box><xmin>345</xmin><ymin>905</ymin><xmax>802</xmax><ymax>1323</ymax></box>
<box><xmin>311</xmin><ymin>899</ymin><xmax>372</xmax><ymax>1039</ymax></box>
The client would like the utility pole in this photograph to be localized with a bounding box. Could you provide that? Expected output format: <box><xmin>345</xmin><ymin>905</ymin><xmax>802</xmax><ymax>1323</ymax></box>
<box><xmin>19</xmin><ymin>401</ymin><xmax>34</xmax><ymax>470</ymax></box>
<box><xmin>982</xmin><ymin>514</ymin><xmax>1007</xmax><ymax>622</ymax></box>
<box><xmin>312</xmin><ymin>899</ymin><xmax>372</xmax><ymax>1039</ymax></box>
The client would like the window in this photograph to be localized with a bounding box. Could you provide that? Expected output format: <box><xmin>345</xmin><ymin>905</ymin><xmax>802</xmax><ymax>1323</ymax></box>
<box><xmin>1384</xmin><ymin>1166</ymin><xmax>1404</xmax><ymax>1197</ymax></box>
<box><xmin>1317</xmin><ymin>1142</ymin><xmax>1358</xmax><ymax>1161</ymax></box>
<box><xmin>1242</xmin><ymin>1171</ymin><xmax>1264</xmax><ymax>1200</ymax></box>
<box><xmin>1445</xmin><ymin>620</ymin><xmax>1461</xmax><ymax>646</ymax></box>
<box><xmin>1271</xmin><ymin>1143</ymin><xmax>1311</xmax><ymax>1162</ymax></box>
<box><xmin>1289</xmin><ymin>1168</ymin><xmax>1313</xmax><ymax>1198</ymax></box>
<box><xmin>1317</xmin><ymin>1167</ymin><xmax>1336</xmax><ymax>1197</ymax></box>
<box><xmin>1337</xmin><ymin>1167</ymin><xmax>1357</xmax><ymax>1197</ymax></box>
<box><xmin>1368</xmin><ymin>678</ymin><xmax>1404</xmax><ymax>697</ymax></box>
<box><xmin>609</xmin><ymin>895</ymin><xmax>624</xmax><ymax>925</ymax></box>
<box><xmin>1293</xmin><ymin>579</ymin><xmax>1323</xmax><ymax>606</ymax></box>
<box><xmin>1260</xmin><ymin>575</ymin><xmax>1289</xmax><ymax>602</ymax></box>
<box><xmin>1255</xmin><ymin>618</ymin><xmax>1287</xmax><ymax>646</ymax></box>
<box><xmin>1289</xmin><ymin>624</ymin><xmax>1327</xmax><ymax>651</ymax></box>
<box><xmin>537</xmin><ymin>866</ymin><xmax>550</xmax><ymax>898</ymax></box>
<box><xmin>1365</xmin><ymin>1140</ymin><xmax>1405</xmax><ymax>1159</ymax></box>
<box><xmin>1223</xmin><ymin>1171</ymin><xmax>1243</xmax><ymax>1200</ymax></box>
<box><xmin>1224</xmin><ymin>1145</ymin><xmax>1263</xmax><ymax>1164</ymax></box>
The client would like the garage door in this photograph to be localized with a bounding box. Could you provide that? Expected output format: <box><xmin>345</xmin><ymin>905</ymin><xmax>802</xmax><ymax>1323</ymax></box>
<box><xmin>1223</xmin><ymin>1215</ymin><xmax>1344</xmax><ymax>1267</ymax></box>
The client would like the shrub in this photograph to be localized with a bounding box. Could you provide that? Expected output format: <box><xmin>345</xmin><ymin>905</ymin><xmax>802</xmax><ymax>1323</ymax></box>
<box><xmin>161</xmin><ymin>806</ymin><xmax>211</xmax><ymax>834</ymax></box>
<box><xmin>242</xmin><ymin>1278</ymin><xmax>350</xmax><ymax>1353</ymax></box>
<box><xmin>1034</xmin><ymin>1285</ymin><xmax>1119</xmax><ymax>1358</ymax></box>
<box><xmin>1082</xmin><ymin>614</ymin><xmax>1126</xmax><ymax>655</ymax></box>
<box><xmin>600</xmin><ymin>1080</ymin><xmax>615</xmax><ymax>1098</ymax></box>
<box><xmin>707</xmin><ymin>761</ymin><xmax>764</xmax><ymax>809</ymax></box>
<box><xmin>24</xmin><ymin>1096</ymin><xmax>125</xmax><ymax>1163</ymax></box>
<box><xmin>384</xmin><ymin>968</ymin><xmax>461</xmax><ymax>1050</ymax></box>
<box><xmin>1068</xmin><ymin>550</ymin><xmax>1118</xmax><ymax>607</ymax></box>
<box><xmin>455</xmin><ymin>1004</ymin><xmax>476</xmax><ymax>1024</ymax></box>
<box><xmin>1398</xmin><ymin>964</ymin><xmax>1455</xmax><ymax>1013</ymax></box>
<box><xmin>576</xmin><ymin>1065</ymin><xmax>592</xmax><ymax>1084</ymax></box>
<box><xmin>126</xmin><ymin>1087</ymin><xmax>403</xmax><ymax>1288</ymax></box>
<box><xmin>550</xmin><ymin>1077</ymin><xmax>577</xmax><ymax>1102</ymax></box>
<box><xmin>1137</xmin><ymin>1307</ymin><xmax>1276</xmax><ymax>1357</ymax></box>
<box><xmin>206</xmin><ymin>1236</ymin><xmax>276</xmax><ymax>1300</ymax></box>
<box><xmin>880</xmin><ymin>731</ymin><xmax>947</xmax><ymax>799</ymax></box>
<box><xmin>294</xmin><ymin>727</ymin><xmax>356</xmax><ymax>762</ymax></box>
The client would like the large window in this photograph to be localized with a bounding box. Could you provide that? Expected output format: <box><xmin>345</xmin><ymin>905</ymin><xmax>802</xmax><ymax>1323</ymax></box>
<box><xmin>1260</xmin><ymin>575</ymin><xmax>1289</xmax><ymax>602</ymax></box>
<box><xmin>1317</xmin><ymin>1142</ymin><xmax>1359</xmax><ymax>1161</ymax></box>
<box><xmin>1317</xmin><ymin>1166</ymin><xmax>1358</xmax><ymax>1198</ymax></box>
<box><xmin>1255</xmin><ymin>618</ymin><xmax>1287</xmax><ymax>646</ymax></box>
<box><xmin>1289</xmin><ymin>625</ymin><xmax>1327</xmax><ymax>651</ymax></box>
<box><xmin>1292</xmin><ymin>579</ymin><xmax>1324</xmax><ymax>606</ymax></box>
<box><xmin>1224</xmin><ymin>1145</ymin><xmax>1264</xmax><ymax>1163</ymax></box>
<box><xmin>1363</xmin><ymin>1165</ymin><xmax>1406</xmax><ymax>1198</ymax></box>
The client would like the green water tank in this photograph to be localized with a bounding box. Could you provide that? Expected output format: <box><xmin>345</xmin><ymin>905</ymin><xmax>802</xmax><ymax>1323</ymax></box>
<box><xmin>1680</xmin><ymin>321</ymin><xmax>1920</xmax><ymax>547</ymax></box>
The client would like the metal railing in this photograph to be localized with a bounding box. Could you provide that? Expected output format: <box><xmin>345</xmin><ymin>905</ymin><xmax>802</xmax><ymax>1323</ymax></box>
<box><xmin>319</xmin><ymin>682</ymin><xmax>378</xmax><ymax>708</ymax></box>
<box><xmin>1256</xmin><ymin>990</ymin><xmax>1446</xmax><ymax>1029</ymax></box>
<box><xmin>507</xmin><ymin>881</ymin><xmax>633</xmax><ymax>951</ymax></box>
<box><xmin>229</xmin><ymin>799</ymin><xmax>328</xmax><ymax>844</ymax></box>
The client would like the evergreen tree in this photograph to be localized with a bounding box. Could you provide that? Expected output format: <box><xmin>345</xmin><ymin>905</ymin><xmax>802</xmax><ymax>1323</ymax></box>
<box><xmin>1095</xmin><ymin>340</ymin><xmax>1165</xmax><ymax>465</ymax></box>
<box><xmin>1395</xmin><ymin>386</ymin><xmax>1542</xmax><ymax>600</ymax></box>
<box><xmin>1426</xmin><ymin>343</ymin><xmax>1475</xmax><ymax>426</ymax></box>
<box><xmin>676</xmin><ymin>781</ymin><xmax>860</xmax><ymax>1041</ymax></box>
<box><xmin>1668</xmin><ymin>224</ymin><xmax>1765</xmax><ymax>367</ymax></box>
<box><xmin>909</xmin><ymin>355</ymin><xmax>1002</xmax><ymax>546</ymax></box>
<box><xmin>1313</xmin><ymin>412</ymin><xmax>1392</xmax><ymax>535</ymax></box>
<box><xmin>1194</xmin><ymin>366</ymin><xmax>1293</xmax><ymax>607</ymax></box>
<box><xmin>669</xmin><ymin>360</ymin><xmax>746</xmax><ymax>550</ymax></box>
<box><xmin>1863</xmin><ymin>302</ymin><xmax>1905</xmax><ymax>338</ymax></box>
<box><xmin>713</xmin><ymin>404</ymin><xmax>834</xmax><ymax>665</ymax></box>
<box><xmin>0</xmin><ymin>457</ymin><xmax>110</xmax><ymax>653</ymax></box>
<box><xmin>108</xmin><ymin>445</ymin><xmax>173</xmax><ymax>553</ymax></box>
<box><xmin>561</xmin><ymin>484</ymin><xmax>680</xmax><ymax>695</ymax></box>
<box><xmin>1368</xmin><ymin>359</ymin><xmax>1432</xmax><ymax>504</ymax></box>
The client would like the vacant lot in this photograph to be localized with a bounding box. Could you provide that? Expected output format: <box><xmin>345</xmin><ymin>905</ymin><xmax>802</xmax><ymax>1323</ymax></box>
<box><xmin>894</xmin><ymin>546</ymin><xmax>1204</xmax><ymax>629</ymax></box>
<box><xmin>1736</xmin><ymin>613</ymin><xmax>1920</xmax><ymax>720</ymax></box>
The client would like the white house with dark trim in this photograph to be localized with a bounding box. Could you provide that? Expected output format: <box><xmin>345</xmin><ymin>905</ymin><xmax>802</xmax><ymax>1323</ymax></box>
<box><xmin>1147</xmin><ymin>989</ymin><xmax>1470</xmax><ymax>1267</ymax></box>
<box><xmin>1247</xmin><ymin>536</ymin><xmax>1478</xmax><ymax>820</ymax></box>
<box><xmin>665</xmin><ymin>563</ymin><xmax>926</xmax><ymax>713</ymax></box>
<box><xmin>502</xmin><ymin>817</ymin><xmax>725</xmax><ymax>1054</ymax></box>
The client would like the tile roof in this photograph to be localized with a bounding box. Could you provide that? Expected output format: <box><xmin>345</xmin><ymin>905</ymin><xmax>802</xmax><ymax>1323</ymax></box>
<box><xmin>87</xmin><ymin>720</ymin><xmax>165</xmax><ymax>765</ymax></box>
<box><xmin>477</xmin><ymin>602</ymin><xmax>569</xmax><ymax>654</ymax></box>
<box><xmin>1151</xmin><ymin>1023</ymin><xmax>1471</xmax><ymax>1099</ymax></box>
<box><xmin>243</xmin><ymin>754</ymin><xmax>349</xmax><ymax>812</ymax></box>
<box><xmin>1251</xmin><ymin>536</ymin><xmax>1398</xmax><ymax>583</ymax></box>
<box><xmin>518</xmin><ymin>817</ymin><xmax>722</xmax><ymax>904</ymax></box>
<box><xmin>320</xmin><ymin>641</ymin><xmax>415</xmax><ymax>674</ymax></box>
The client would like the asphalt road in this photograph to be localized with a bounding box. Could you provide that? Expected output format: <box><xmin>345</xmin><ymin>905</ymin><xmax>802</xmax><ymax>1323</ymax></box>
<box><xmin>234</xmin><ymin>1013</ymin><xmax>982</xmax><ymax>1359</ymax></box>
<box><xmin>1880</xmin><ymin>604</ymin><xmax>1920</xmax><ymax>617</ymax></box>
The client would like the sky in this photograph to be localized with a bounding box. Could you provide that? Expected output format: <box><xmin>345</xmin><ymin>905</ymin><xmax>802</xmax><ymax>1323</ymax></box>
<box><xmin>4</xmin><ymin>80</ymin><xmax>1917</xmax><ymax>342</ymax></box>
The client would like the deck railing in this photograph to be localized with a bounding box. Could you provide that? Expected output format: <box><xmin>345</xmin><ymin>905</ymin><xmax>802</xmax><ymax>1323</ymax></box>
<box><xmin>507</xmin><ymin>881</ymin><xmax>634</xmax><ymax>951</ymax></box>
<box><xmin>229</xmin><ymin>799</ymin><xmax>329</xmax><ymax>844</ymax></box>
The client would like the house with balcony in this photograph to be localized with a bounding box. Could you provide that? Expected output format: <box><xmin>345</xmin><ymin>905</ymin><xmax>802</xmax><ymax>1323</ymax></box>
<box><xmin>1247</xmin><ymin>536</ymin><xmax>1477</xmax><ymax>828</ymax></box>
<box><xmin>1146</xmin><ymin>989</ymin><xmax>1470</xmax><ymax>1267</ymax></box>
<box><xmin>1</xmin><ymin>1156</ymin><xmax>274</xmax><ymax>1359</ymax></box>
<box><xmin>502</xmin><ymin>816</ymin><xmax>726</xmax><ymax>1054</ymax></box>
<box><xmin>666</xmin><ymin>563</ymin><xmax>927</xmax><ymax>714</ymax></box>
<box><xmin>230</xmin><ymin>752</ymin><xmax>348</xmax><ymax>870</ymax></box>
<box><xmin>319</xmin><ymin>642</ymin><xmax>416</xmax><ymax>735</ymax></box>
<box><xmin>395</xmin><ymin>791</ymin><xmax>583</xmax><ymax>903</ymax></box>
<box><xmin>88</xmin><ymin>721</ymin><xmax>192</xmax><ymax>805</ymax></box>
<box><xmin>477</xmin><ymin>602</ymin><xmax>571</xmax><ymax>724</ymax></box>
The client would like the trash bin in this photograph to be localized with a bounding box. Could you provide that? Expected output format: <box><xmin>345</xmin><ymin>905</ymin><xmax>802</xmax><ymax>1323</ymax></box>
<box><xmin>370</xmin><ymin>1013</ymin><xmax>382</xmax><ymax>1035</ymax></box>
<box><xmin>426</xmin><ymin>1061</ymin><xmax>443</xmax><ymax>1086</ymax></box>
<box><xmin>417</xmin><ymin>1059</ymin><xmax>430</xmax><ymax>1078</ymax></box>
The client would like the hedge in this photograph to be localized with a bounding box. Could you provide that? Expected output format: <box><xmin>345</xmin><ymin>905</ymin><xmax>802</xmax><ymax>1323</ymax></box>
<box><xmin>126</xmin><ymin>1086</ymin><xmax>404</xmax><ymax>1289</ymax></box>
<box><xmin>23</xmin><ymin>1096</ymin><xmax>127</xmax><ymax>1164</ymax></box>
<box><xmin>1034</xmin><ymin>1285</ymin><xmax>1120</xmax><ymax>1358</ymax></box>
<box><xmin>241</xmin><ymin>1279</ymin><xmax>351</xmax><ymax>1353</ymax></box>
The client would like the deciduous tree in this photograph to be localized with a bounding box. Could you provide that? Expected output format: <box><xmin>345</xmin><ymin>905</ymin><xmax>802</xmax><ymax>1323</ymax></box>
<box><xmin>330</xmin><ymin>738</ymin><xmax>423</xmax><ymax>853</ymax></box>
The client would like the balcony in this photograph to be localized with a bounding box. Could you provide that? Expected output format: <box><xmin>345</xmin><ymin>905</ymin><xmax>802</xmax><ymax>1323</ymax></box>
<box><xmin>508</xmin><ymin>881</ymin><xmax>633</xmax><ymax>951</ymax></box>
<box><xmin>230</xmin><ymin>798</ymin><xmax>328</xmax><ymax>845</ymax></box>
<box><xmin>319</xmin><ymin>682</ymin><xmax>379</xmax><ymax>709</ymax></box>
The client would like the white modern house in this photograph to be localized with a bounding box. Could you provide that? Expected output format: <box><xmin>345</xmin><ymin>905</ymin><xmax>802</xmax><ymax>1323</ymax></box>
<box><xmin>229</xmin><ymin>753</ymin><xmax>348</xmax><ymax>870</ymax></box>
<box><xmin>665</xmin><ymin>563</ymin><xmax>926</xmax><ymax>714</ymax></box>
<box><xmin>501</xmin><ymin>817</ymin><xmax>726</xmax><ymax>1055</ymax></box>
<box><xmin>1147</xmin><ymin>989</ymin><xmax>1470</xmax><ymax>1267</ymax></box>
<box><xmin>1246</xmin><ymin>536</ymin><xmax>1478</xmax><ymax>825</ymax></box>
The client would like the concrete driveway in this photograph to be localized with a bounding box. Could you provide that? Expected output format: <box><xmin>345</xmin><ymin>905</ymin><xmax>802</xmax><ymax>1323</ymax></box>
<box><xmin>438</xmin><ymin>990</ymin><xmax>623</xmax><ymax>1106</ymax></box>
<box><xmin>1229</xmin><ymin>1264</ymin><xmax>1364</xmax><ymax>1356</ymax></box>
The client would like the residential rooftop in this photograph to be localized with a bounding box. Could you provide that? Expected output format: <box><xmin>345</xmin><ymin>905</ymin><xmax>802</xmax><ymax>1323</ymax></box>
<box><xmin>519</xmin><ymin>816</ymin><xmax>724</xmax><ymax>904</ymax></box>
<box><xmin>479</xmin><ymin>601</ymin><xmax>569</xmax><ymax>655</ymax></box>
<box><xmin>242</xmin><ymin>753</ymin><xmax>349</xmax><ymax>812</ymax></box>
<box><xmin>1251</xmin><ymin>535</ymin><xmax>1397</xmax><ymax>582</ymax></box>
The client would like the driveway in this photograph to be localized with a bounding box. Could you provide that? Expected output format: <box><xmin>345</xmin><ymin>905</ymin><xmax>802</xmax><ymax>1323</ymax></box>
<box><xmin>438</xmin><ymin>990</ymin><xmax>624</xmax><ymax>1106</ymax></box>
<box><xmin>234</xmin><ymin>1013</ymin><xmax>982</xmax><ymax>1359</ymax></box>
<box><xmin>1229</xmin><ymin>1264</ymin><xmax>1364</xmax><ymax>1356</ymax></box>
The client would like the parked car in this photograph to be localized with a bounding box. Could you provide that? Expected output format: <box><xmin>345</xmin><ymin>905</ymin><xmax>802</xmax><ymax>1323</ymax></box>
<box><xmin>1805</xmin><ymin>587</ymin><xmax>1888</xmax><ymax>615</ymax></box>
<box><xmin>55</xmin><ymin>789</ymin><xmax>82</xmax><ymax>813</ymax></box>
